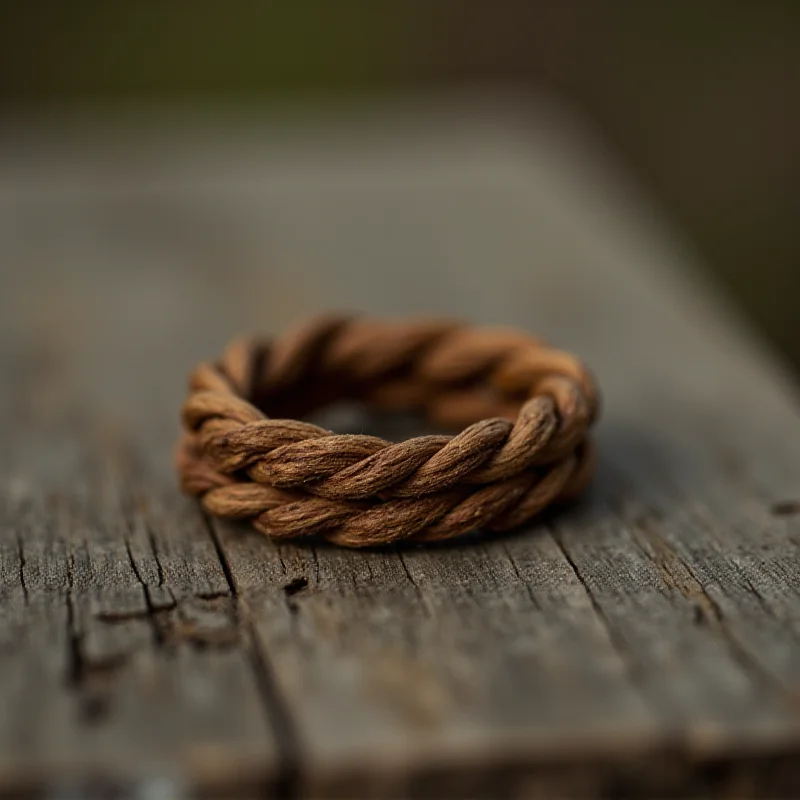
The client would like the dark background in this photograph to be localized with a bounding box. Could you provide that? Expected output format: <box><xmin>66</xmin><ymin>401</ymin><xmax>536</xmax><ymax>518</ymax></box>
<box><xmin>2</xmin><ymin>1</ymin><xmax>798</xmax><ymax>370</ymax></box>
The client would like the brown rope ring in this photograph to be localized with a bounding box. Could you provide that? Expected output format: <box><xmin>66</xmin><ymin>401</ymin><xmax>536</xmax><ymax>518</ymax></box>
<box><xmin>176</xmin><ymin>315</ymin><xmax>600</xmax><ymax>547</ymax></box>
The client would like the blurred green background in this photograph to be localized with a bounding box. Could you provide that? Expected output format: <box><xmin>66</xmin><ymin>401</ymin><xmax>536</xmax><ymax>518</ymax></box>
<box><xmin>2</xmin><ymin>1</ymin><xmax>798</xmax><ymax>370</ymax></box>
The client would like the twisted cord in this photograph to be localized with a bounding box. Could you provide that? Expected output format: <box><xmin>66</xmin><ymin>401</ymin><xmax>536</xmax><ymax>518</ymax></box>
<box><xmin>177</xmin><ymin>315</ymin><xmax>599</xmax><ymax>547</ymax></box>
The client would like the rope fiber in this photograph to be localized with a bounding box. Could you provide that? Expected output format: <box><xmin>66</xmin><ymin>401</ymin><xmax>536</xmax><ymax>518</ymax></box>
<box><xmin>177</xmin><ymin>315</ymin><xmax>600</xmax><ymax>547</ymax></box>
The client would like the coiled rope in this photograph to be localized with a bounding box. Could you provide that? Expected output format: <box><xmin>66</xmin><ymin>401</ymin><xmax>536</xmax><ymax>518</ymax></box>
<box><xmin>177</xmin><ymin>315</ymin><xmax>599</xmax><ymax>547</ymax></box>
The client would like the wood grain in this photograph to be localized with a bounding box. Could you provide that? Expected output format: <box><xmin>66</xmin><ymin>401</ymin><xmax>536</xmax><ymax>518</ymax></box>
<box><xmin>1</xmin><ymin>100</ymin><xmax>799</xmax><ymax>798</ymax></box>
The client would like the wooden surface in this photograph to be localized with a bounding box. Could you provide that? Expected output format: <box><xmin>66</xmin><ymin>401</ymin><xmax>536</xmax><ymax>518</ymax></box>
<box><xmin>2</xmin><ymin>100</ymin><xmax>800</xmax><ymax>799</ymax></box>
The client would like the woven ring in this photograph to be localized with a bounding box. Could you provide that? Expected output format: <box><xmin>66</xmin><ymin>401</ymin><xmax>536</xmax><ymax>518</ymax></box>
<box><xmin>177</xmin><ymin>315</ymin><xmax>600</xmax><ymax>547</ymax></box>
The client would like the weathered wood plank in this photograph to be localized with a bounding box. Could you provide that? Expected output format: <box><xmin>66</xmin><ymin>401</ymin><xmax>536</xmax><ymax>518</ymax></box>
<box><xmin>1</xmin><ymin>100</ymin><xmax>800</xmax><ymax>797</ymax></box>
<box><xmin>0</xmin><ymin>329</ymin><xmax>280</xmax><ymax>796</ymax></box>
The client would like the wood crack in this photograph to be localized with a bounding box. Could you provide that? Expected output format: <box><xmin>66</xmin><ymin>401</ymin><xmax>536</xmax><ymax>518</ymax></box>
<box><xmin>146</xmin><ymin>524</ymin><xmax>166</xmax><ymax>587</ymax></box>
<box><xmin>628</xmin><ymin>514</ymin><xmax>800</xmax><ymax>704</ymax></box>
<box><xmin>16</xmin><ymin>531</ymin><xmax>28</xmax><ymax>605</ymax></box>
<box><xmin>630</xmin><ymin>517</ymin><xmax>722</xmax><ymax>626</ymax></box>
<box><xmin>64</xmin><ymin>552</ymin><xmax>82</xmax><ymax>688</ymax></box>
<box><xmin>687</xmin><ymin>503</ymin><xmax>776</xmax><ymax>613</ymax></box>
<box><xmin>202</xmin><ymin>513</ymin><xmax>301</xmax><ymax>799</ymax></box>
<box><xmin>396</xmin><ymin>552</ymin><xmax>431</xmax><ymax>617</ymax></box>
<box><xmin>202</xmin><ymin>514</ymin><xmax>237</xmax><ymax>598</ymax></box>
<box><xmin>549</xmin><ymin>528</ymin><xmax>647</xmax><ymax>688</ymax></box>
<box><xmin>123</xmin><ymin>538</ymin><xmax>168</xmax><ymax>646</ymax></box>
<box><xmin>310</xmin><ymin>545</ymin><xmax>321</xmax><ymax>587</ymax></box>
<box><xmin>502</xmin><ymin>541</ymin><xmax>540</xmax><ymax>610</ymax></box>
<box><xmin>612</xmin><ymin>463</ymin><xmax>782</xmax><ymax>616</ymax></box>
<box><xmin>239</xmin><ymin>597</ymin><xmax>301</xmax><ymax>800</ymax></box>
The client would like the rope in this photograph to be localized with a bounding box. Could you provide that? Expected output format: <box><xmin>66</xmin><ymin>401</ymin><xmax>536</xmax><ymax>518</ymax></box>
<box><xmin>176</xmin><ymin>315</ymin><xmax>600</xmax><ymax>547</ymax></box>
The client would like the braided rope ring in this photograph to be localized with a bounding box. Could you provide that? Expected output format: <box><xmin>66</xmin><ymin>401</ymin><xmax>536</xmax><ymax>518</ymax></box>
<box><xmin>176</xmin><ymin>315</ymin><xmax>600</xmax><ymax>547</ymax></box>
